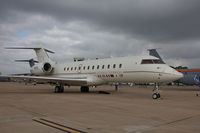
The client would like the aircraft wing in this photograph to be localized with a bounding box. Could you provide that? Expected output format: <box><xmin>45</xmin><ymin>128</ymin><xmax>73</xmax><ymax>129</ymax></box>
<box><xmin>0</xmin><ymin>75</ymin><xmax>88</xmax><ymax>86</ymax></box>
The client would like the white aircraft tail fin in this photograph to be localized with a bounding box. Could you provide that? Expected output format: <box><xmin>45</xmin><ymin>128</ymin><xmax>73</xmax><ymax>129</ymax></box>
<box><xmin>5</xmin><ymin>46</ymin><xmax>54</xmax><ymax>63</ymax></box>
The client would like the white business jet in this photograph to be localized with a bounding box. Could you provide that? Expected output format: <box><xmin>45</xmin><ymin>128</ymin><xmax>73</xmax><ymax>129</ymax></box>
<box><xmin>2</xmin><ymin>46</ymin><xmax>183</xmax><ymax>99</ymax></box>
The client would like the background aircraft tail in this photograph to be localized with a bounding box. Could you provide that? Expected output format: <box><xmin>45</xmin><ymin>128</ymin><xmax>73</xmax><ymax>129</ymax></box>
<box><xmin>5</xmin><ymin>46</ymin><xmax>54</xmax><ymax>63</ymax></box>
<box><xmin>194</xmin><ymin>74</ymin><xmax>200</xmax><ymax>86</ymax></box>
<box><xmin>148</xmin><ymin>49</ymin><xmax>165</xmax><ymax>63</ymax></box>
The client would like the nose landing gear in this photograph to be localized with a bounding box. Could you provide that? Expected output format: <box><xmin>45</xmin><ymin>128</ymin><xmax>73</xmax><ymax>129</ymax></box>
<box><xmin>152</xmin><ymin>83</ymin><xmax>161</xmax><ymax>99</ymax></box>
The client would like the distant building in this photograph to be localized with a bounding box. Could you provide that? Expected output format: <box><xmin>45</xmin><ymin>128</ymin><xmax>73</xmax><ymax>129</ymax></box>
<box><xmin>0</xmin><ymin>77</ymin><xmax>10</xmax><ymax>82</ymax></box>
<box><xmin>175</xmin><ymin>66</ymin><xmax>188</xmax><ymax>70</ymax></box>
<box><xmin>0</xmin><ymin>72</ymin><xmax>11</xmax><ymax>82</ymax></box>
<box><xmin>73</xmin><ymin>57</ymin><xmax>85</xmax><ymax>62</ymax></box>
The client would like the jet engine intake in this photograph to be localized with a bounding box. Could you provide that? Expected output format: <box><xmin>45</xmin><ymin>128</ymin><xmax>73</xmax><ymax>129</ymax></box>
<box><xmin>43</xmin><ymin>62</ymin><xmax>53</xmax><ymax>73</ymax></box>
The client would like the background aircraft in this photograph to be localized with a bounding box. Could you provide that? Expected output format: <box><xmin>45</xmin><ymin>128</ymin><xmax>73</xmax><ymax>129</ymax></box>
<box><xmin>1</xmin><ymin>46</ymin><xmax>183</xmax><ymax>99</ymax></box>
<box><xmin>175</xmin><ymin>69</ymin><xmax>200</xmax><ymax>85</ymax></box>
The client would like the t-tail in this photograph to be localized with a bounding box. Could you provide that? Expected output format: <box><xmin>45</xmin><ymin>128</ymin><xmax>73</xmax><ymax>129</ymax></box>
<box><xmin>5</xmin><ymin>46</ymin><xmax>54</xmax><ymax>63</ymax></box>
<box><xmin>5</xmin><ymin>46</ymin><xmax>55</xmax><ymax>75</ymax></box>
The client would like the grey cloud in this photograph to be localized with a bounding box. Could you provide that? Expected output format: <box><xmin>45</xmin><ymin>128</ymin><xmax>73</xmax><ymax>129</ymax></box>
<box><xmin>1</xmin><ymin>0</ymin><xmax>200</xmax><ymax>42</ymax></box>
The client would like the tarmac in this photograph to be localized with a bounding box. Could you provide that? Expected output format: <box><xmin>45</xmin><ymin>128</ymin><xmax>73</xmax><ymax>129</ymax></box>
<box><xmin>0</xmin><ymin>82</ymin><xmax>200</xmax><ymax>133</ymax></box>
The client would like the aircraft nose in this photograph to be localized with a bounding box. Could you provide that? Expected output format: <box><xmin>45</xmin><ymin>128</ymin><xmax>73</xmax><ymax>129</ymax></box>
<box><xmin>164</xmin><ymin>67</ymin><xmax>184</xmax><ymax>81</ymax></box>
<box><xmin>176</xmin><ymin>71</ymin><xmax>184</xmax><ymax>78</ymax></box>
<box><xmin>173</xmin><ymin>69</ymin><xmax>184</xmax><ymax>79</ymax></box>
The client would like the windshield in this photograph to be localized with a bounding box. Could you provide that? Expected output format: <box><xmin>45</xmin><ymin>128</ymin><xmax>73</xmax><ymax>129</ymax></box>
<box><xmin>141</xmin><ymin>59</ymin><xmax>165</xmax><ymax>64</ymax></box>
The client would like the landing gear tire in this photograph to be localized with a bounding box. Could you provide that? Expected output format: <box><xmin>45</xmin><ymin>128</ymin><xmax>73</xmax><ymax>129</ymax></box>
<box><xmin>157</xmin><ymin>93</ymin><xmax>160</xmax><ymax>98</ymax></box>
<box><xmin>60</xmin><ymin>87</ymin><xmax>64</xmax><ymax>93</ymax></box>
<box><xmin>80</xmin><ymin>86</ymin><xmax>89</xmax><ymax>93</ymax></box>
<box><xmin>152</xmin><ymin>83</ymin><xmax>161</xmax><ymax>99</ymax></box>
<box><xmin>55</xmin><ymin>86</ymin><xmax>59</xmax><ymax>93</ymax></box>
<box><xmin>55</xmin><ymin>85</ymin><xmax>64</xmax><ymax>93</ymax></box>
<box><xmin>152</xmin><ymin>93</ymin><xmax>159</xmax><ymax>99</ymax></box>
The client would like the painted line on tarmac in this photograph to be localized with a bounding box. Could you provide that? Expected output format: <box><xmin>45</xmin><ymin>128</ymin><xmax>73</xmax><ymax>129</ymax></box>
<box><xmin>33</xmin><ymin>118</ymin><xmax>86</xmax><ymax>133</ymax></box>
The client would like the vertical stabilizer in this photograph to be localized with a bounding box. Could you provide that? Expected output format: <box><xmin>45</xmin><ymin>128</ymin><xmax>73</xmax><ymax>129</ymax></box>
<box><xmin>34</xmin><ymin>47</ymin><xmax>52</xmax><ymax>62</ymax></box>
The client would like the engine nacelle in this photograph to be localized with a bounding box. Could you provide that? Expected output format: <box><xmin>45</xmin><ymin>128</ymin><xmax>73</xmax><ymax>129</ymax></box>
<box><xmin>30</xmin><ymin>62</ymin><xmax>54</xmax><ymax>75</ymax></box>
<box><xmin>43</xmin><ymin>62</ymin><xmax>53</xmax><ymax>73</ymax></box>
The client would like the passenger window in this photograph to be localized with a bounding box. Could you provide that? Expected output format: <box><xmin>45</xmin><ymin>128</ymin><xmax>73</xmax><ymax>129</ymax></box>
<box><xmin>88</xmin><ymin>66</ymin><xmax>90</xmax><ymax>70</ymax></box>
<box><xmin>67</xmin><ymin>67</ymin><xmax>69</xmax><ymax>71</ymax></box>
<box><xmin>97</xmin><ymin>65</ymin><xmax>99</xmax><ymax>69</ymax></box>
<box><xmin>75</xmin><ymin>67</ymin><xmax>77</xmax><ymax>70</ymax></box>
<box><xmin>102</xmin><ymin>65</ymin><xmax>105</xmax><ymax>69</ymax></box>
<box><xmin>64</xmin><ymin>67</ymin><xmax>66</xmax><ymax>71</ymax></box>
<box><xmin>113</xmin><ymin>64</ymin><xmax>116</xmax><ymax>68</ymax></box>
<box><xmin>108</xmin><ymin>64</ymin><xmax>110</xmax><ymax>69</ymax></box>
<box><xmin>71</xmin><ymin>67</ymin><xmax>73</xmax><ymax>71</ymax></box>
<box><xmin>83</xmin><ymin>66</ymin><xmax>85</xmax><ymax>70</ymax></box>
<box><xmin>119</xmin><ymin>64</ymin><xmax>122</xmax><ymax>68</ymax></box>
<box><xmin>92</xmin><ymin>66</ymin><xmax>95</xmax><ymax>70</ymax></box>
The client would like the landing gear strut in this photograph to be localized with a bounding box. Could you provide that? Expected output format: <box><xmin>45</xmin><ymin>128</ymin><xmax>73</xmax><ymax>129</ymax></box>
<box><xmin>152</xmin><ymin>83</ymin><xmax>161</xmax><ymax>99</ymax></box>
<box><xmin>80</xmin><ymin>86</ymin><xmax>89</xmax><ymax>93</ymax></box>
<box><xmin>54</xmin><ymin>85</ymin><xmax>64</xmax><ymax>93</ymax></box>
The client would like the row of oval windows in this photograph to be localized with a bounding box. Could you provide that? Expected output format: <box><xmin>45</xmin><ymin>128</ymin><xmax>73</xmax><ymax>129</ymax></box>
<box><xmin>64</xmin><ymin>64</ymin><xmax>122</xmax><ymax>71</ymax></box>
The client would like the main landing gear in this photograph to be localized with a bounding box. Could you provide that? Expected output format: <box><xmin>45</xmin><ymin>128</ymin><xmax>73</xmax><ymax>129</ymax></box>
<box><xmin>54</xmin><ymin>85</ymin><xmax>64</xmax><ymax>93</ymax></box>
<box><xmin>54</xmin><ymin>86</ymin><xmax>89</xmax><ymax>93</ymax></box>
<box><xmin>196</xmin><ymin>91</ymin><xmax>200</xmax><ymax>96</ymax></box>
<box><xmin>80</xmin><ymin>86</ymin><xmax>89</xmax><ymax>93</ymax></box>
<box><xmin>152</xmin><ymin>83</ymin><xmax>161</xmax><ymax>99</ymax></box>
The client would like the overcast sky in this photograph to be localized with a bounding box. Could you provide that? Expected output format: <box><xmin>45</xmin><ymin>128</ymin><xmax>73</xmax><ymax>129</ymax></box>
<box><xmin>1</xmin><ymin>0</ymin><xmax>200</xmax><ymax>74</ymax></box>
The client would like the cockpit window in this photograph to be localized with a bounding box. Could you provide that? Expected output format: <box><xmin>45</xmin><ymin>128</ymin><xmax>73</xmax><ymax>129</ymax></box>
<box><xmin>152</xmin><ymin>59</ymin><xmax>165</xmax><ymax>64</ymax></box>
<box><xmin>141</xmin><ymin>59</ymin><xmax>165</xmax><ymax>64</ymax></box>
<box><xmin>141</xmin><ymin>59</ymin><xmax>153</xmax><ymax>64</ymax></box>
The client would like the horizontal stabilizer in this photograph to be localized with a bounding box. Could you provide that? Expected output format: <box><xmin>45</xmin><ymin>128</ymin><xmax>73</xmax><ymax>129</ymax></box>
<box><xmin>5</xmin><ymin>47</ymin><xmax>55</xmax><ymax>53</ymax></box>
<box><xmin>15</xmin><ymin>58</ymin><xmax>38</xmax><ymax>67</ymax></box>
<box><xmin>15</xmin><ymin>59</ymin><xmax>38</xmax><ymax>63</ymax></box>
